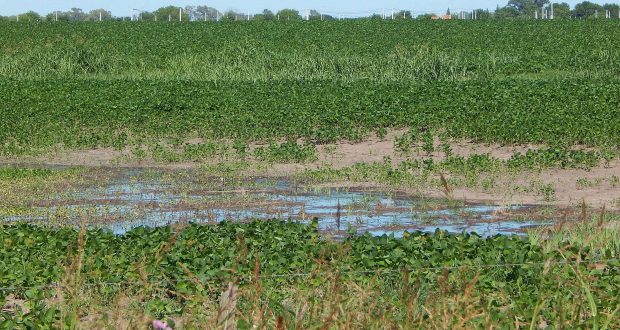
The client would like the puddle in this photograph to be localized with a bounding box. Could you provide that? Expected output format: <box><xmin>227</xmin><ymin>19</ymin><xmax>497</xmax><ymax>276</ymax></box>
<box><xmin>2</xmin><ymin>169</ymin><xmax>549</xmax><ymax>236</ymax></box>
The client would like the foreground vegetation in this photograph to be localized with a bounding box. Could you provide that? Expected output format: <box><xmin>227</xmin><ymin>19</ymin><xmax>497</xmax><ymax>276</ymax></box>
<box><xmin>1</xmin><ymin>217</ymin><xmax>620</xmax><ymax>328</ymax></box>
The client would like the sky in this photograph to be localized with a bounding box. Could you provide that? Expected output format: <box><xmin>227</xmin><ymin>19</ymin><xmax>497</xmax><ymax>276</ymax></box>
<box><xmin>0</xmin><ymin>0</ymin><xmax>610</xmax><ymax>17</ymax></box>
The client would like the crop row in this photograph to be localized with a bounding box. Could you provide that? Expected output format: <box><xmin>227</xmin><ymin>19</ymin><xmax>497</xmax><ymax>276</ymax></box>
<box><xmin>1</xmin><ymin>78</ymin><xmax>618</xmax><ymax>156</ymax></box>
<box><xmin>1</xmin><ymin>21</ymin><xmax>619</xmax><ymax>80</ymax></box>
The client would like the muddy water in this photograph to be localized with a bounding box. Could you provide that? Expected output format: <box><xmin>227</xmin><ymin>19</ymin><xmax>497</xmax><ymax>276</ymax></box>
<box><xmin>6</xmin><ymin>169</ymin><xmax>548</xmax><ymax>237</ymax></box>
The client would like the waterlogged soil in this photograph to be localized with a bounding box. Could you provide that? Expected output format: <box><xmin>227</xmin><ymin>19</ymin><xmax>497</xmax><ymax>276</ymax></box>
<box><xmin>1</xmin><ymin>168</ymin><xmax>552</xmax><ymax>237</ymax></box>
<box><xmin>2</xmin><ymin>131</ymin><xmax>618</xmax><ymax>209</ymax></box>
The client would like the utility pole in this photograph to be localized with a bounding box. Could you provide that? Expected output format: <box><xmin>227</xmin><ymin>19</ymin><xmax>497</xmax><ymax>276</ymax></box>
<box><xmin>179</xmin><ymin>7</ymin><xmax>182</xmax><ymax>22</ymax></box>
<box><xmin>551</xmin><ymin>3</ymin><xmax>554</xmax><ymax>19</ymax></box>
<box><xmin>391</xmin><ymin>9</ymin><xmax>394</xmax><ymax>20</ymax></box>
<box><xmin>204</xmin><ymin>12</ymin><xmax>207</xmax><ymax>21</ymax></box>
<box><xmin>55</xmin><ymin>11</ymin><xmax>58</xmax><ymax>21</ymax></box>
<box><xmin>99</xmin><ymin>11</ymin><xmax>102</xmax><ymax>21</ymax></box>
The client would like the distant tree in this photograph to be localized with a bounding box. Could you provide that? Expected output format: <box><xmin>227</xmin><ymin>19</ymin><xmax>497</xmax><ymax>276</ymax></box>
<box><xmin>86</xmin><ymin>9</ymin><xmax>112</xmax><ymax>21</ymax></box>
<box><xmin>534</xmin><ymin>0</ymin><xmax>551</xmax><ymax>8</ymax></box>
<box><xmin>369</xmin><ymin>13</ymin><xmax>383</xmax><ymax>20</ymax></box>
<box><xmin>44</xmin><ymin>8</ymin><xmax>86</xmax><ymax>21</ymax></box>
<box><xmin>416</xmin><ymin>13</ymin><xmax>436</xmax><ymax>20</ymax></box>
<box><xmin>254</xmin><ymin>9</ymin><xmax>275</xmax><ymax>20</ymax></box>
<box><xmin>45</xmin><ymin>11</ymin><xmax>69</xmax><ymax>21</ymax></box>
<box><xmin>154</xmin><ymin>6</ymin><xmax>190</xmax><ymax>21</ymax></box>
<box><xmin>276</xmin><ymin>9</ymin><xmax>301</xmax><ymax>20</ymax></box>
<box><xmin>395</xmin><ymin>10</ymin><xmax>413</xmax><ymax>19</ymax></box>
<box><xmin>65</xmin><ymin>8</ymin><xmax>87</xmax><ymax>21</ymax></box>
<box><xmin>603</xmin><ymin>3</ymin><xmax>620</xmax><ymax>17</ymax></box>
<box><xmin>495</xmin><ymin>6</ymin><xmax>522</xmax><ymax>18</ymax></box>
<box><xmin>18</xmin><ymin>11</ymin><xmax>42</xmax><ymax>21</ymax></box>
<box><xmin>546</xmin><ymin>2</ymin><xmax>571</xmax><ymax>18</ymax></box>
<box><xmin>507</xmin><ymin>0</ymin><xmax>548</xmax><ymax>15</ymax></box>
<box><xmin>474</xmin><ymin>9</ymin><xmax>493</xmax><ymax>19</ymax></box>
<box><xmin>140</xmin><ymin>11</ymin><xmax>156</xmax><ymax>21</ymax></box>
<box><xmin>573</xmin><ymin>1</ymin><xmax>604</xmax><ymax>18</ymax></box>
<box><xmin>221</xmin><ymin>10</ymin><xmax>243</xmax><ymax>21</ymax></box>
<box><xmin>307</xmin><ymin>9</ymin><xmax>334</xmax><ymax>20</ymax></box>
<box><xmin>0</xmin><ymin>16</ymin><xmax>7</xmax><ymax>21</ymax></box>
<box><xmin>185</xmin><ymin>6</ymin><xmax>220</xmax><ymax>21</ymax></box>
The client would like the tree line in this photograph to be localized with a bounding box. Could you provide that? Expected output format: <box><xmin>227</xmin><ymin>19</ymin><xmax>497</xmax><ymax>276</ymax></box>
<box><xmin>1</xmin><ymin>2</ymin><xmax>619</xmax><ymax>22</ymax></box>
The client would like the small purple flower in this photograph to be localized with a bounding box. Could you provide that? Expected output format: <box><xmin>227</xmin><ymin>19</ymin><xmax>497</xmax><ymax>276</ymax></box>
<box><xmin>152</xmin><ymin>320</ymin><xmax>172</xmax><ymax>330</ymax></box>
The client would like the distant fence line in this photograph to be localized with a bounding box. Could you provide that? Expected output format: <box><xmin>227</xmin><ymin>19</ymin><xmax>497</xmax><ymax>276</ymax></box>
<box><xmin>7</xmin><ymin>6</ymin><xmax>620</xmax><ymax>22</ymax></box>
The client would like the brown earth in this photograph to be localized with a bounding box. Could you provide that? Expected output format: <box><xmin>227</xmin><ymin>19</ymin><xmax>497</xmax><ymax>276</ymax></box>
<box><xmin>1</xmin><ymin>130</ymin><xmax>618</xmax><ymax>210</ymax></box>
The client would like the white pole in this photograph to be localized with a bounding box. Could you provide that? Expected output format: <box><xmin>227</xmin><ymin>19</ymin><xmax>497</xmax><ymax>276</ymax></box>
<box><xmin>179</xmin><ymin>7</ymin><xmax>182</xmax><ymax>22</ymax></box>
<box><xmin>535</xmin><ymin>10</ymin><xmax>538</xmax><ymax>19</ymax></box>
<box><xmin>16</xmin><ymin>15</ymin><xmax>19</xmax><ymax>22</ymax></box>
<box><xmin>55</xmin><ymin>11</ymin><xmax>58</xmax><ymax>21</ymax></box>
<box><xmin>595</xmin><ymin>10</ymin><xmax>598</xmax><ymax>18</ymax></box>
<box><xmin>551</xmin><ymin>3</ymin><xmax>554</xmax><ymax>19</ymax></box>
<box><xmin>100</xmin><ymin>11</ymin><xmax>102</xmax><ymax>21</ymax></box>
<box><xmin>169</xmin><ymin>14</ymin><xmax>171</xmax><ymax>22</ymax></box>
<box><xmin>391</xmin><ymin>9</ymin><xmax>394</xmax><ymax>20</ymax></box>
<box><xmin>204</xmin><ymin>12</ymin><xmax>207</xmax><ymax>21</ymax></box>
<box><xmin>382</xmin><ymin>8</ymin><xmax>385</xmax><ymax>19</ymax></box>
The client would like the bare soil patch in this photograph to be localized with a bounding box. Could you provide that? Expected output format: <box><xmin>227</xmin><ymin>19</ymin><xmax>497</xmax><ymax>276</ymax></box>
<box><xmin>0</xmin><ymin>132</ymin><xmax>618</xmax><ymax>210</ymax></box>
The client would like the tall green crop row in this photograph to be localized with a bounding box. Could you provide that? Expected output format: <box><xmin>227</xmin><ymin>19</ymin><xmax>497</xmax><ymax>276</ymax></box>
<box><xmin>0</xmin><ymin>78</ymin><xmax>618</xmax><ymax>155</ymax></box>
<box><xmin>0</xmin><ymin>20</ymin><xmax>618</xmax><ymax>156</ymax></box>
<box><xmin>0</xmin><ymin>20</ymin><xmax>619</xmax><ymax>80</ymax></box>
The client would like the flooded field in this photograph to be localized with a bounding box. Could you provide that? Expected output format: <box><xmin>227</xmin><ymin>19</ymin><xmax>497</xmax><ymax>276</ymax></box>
<box><xmin>2</xmin><ymin>168</ymin><xmax>549</xmax><ymax>237</ymax></box>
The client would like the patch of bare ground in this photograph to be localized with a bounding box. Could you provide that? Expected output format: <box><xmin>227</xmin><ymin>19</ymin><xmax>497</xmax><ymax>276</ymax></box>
<box><xmin>0</xmin><ymin>130</ymin><xmax>617</xmax><ymax>210</ymax></box>
<box><xmin>314</xmin><ymin>129</ymin><xmax>547</xmax><ymax>168</ymax></box>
